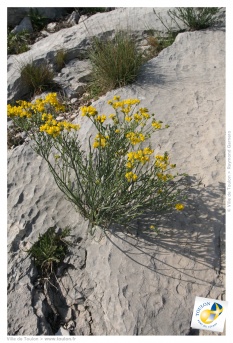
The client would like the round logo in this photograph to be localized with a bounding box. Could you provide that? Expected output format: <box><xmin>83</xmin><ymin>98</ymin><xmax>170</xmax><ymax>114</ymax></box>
<box><xmin>200</xmin><ymin>302</ymin><xmax>223</xmax><ymax>324</ymax></box>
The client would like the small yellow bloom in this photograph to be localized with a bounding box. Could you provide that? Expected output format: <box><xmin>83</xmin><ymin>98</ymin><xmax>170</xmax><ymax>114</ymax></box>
<box><xmin>81</xmin><ymin>106</ymin><xmax>98</xmax><ymax>117</ymax></box>
<box><xmin>95</xmin><ymin>114</ymin><xmax>106</xmax><ymax>123</ymax></box>
<box><xmin>93</xmin><ymin>141</ymin><xmax>100</xmax><ymax>148</ymax></box>
<box><xmin>152</xmin><ymin>121</ymin><xmax>162</xmax><ymax>129</ymax></box>
<box><xmin>93</xmin><ymin>133</ymin><xmax>109</xmax><ymax>148</ymax></box>
<box><xmin>125</xmin><ymin>116</ymin><xmax>132</xmax><ymax>122</ymax></box>
<box><xmin>115</xmin><ymin>129</ymin><xmax>120</xmax><ymax>133</ymax></box>
<box><xmin>132</xmin><ymin>174</ymin><xmax>138</xmax><ymax>181</ymax></box>
<box><xmin>150</xmin><ymin>225</ymin><xmax>155</xmax><ymax>229</ymax></box>
<box><xmin>109</xmin><ymin>113</ymin><xmax>116</xmax><ymax>119</ymax></box>
<box><xmin>133</xmin><ymin>113</ymin><xmax>143</xmax><ymax>122</ymax></box>
<box><xmin>126</xmin><ymin>162</ymin><xmax>133</xmax><ymax>169</ymax></box>
<box><xmin>175</xmin><ymin>204</ymin><xmax>184</xmax><ymax>211</ymax></box>
<box><xmin>125</xmin><ymin>171</ymin><xmax>138</xmax><ymax>182</ymax></box>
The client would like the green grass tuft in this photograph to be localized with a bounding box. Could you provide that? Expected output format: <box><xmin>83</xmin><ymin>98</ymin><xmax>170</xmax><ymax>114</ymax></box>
<box><xmin>88</xmin><ymin>31</ymin><xmax>144</xmax><ymax>96</ymax></box>
<box><xmin>26</xmin><ymin>226</ymin><xmax>72</xmax><ymax>276</ymax></box>
<box><xmin>20</xmin><ymin>61</ymin><xmax>56</xmax><ymax>95</ymax></box>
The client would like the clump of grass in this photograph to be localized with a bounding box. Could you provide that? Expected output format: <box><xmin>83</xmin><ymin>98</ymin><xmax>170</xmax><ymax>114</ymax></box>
<box><xmin>167</xmin><ymin>7</ymin><xmax>222</xmax><ymax>31</ymax></box>
<box><xmin>20</xmin><ymin>61</ymin><xmax>56</xmax><ymax>94</ymax></box>
<box><xmin>7</xmin><ymin>29</ymin><xmax>31</xmax><ymax>55</ymax></box>
<box><xmin>26</xmin><ymin>226</ymin><xmax>72</xmax><ymax>277</ymax></box>
<box><xmin>54</xmin><ymin>49</ymin><xmax>67</xmax><ymax>71</ymax></box>
<box><xmin>88</xmin><ymin>31</ymin><xmax>144</xmax><ymax>96</ymax></box>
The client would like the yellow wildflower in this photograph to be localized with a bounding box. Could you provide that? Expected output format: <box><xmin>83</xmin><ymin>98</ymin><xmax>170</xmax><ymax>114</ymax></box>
<box><xmin>126</xmin><ymin>132</ymin><xmax>145</xmax><ymax>145</ymax></box>
<box><xmin>152</xmin><ymin>121</ymin><xmax>162</xmax><ymax>129</ymax></box>
<box><xmin>175</xmin><ymin>204</ymin><xmax>184</xmax><ymax>211</ymax></box>
<box><xmin>125</xmin><ymin>171</ymin><xmax>138</xmax><ymax>182</ymax></box>
<box><xmin>126</xmin><ymin>162</ymin><xmax>133</xmax><ymax>169</ymax></box>
<box><xmin>125</xmin><ymin>116</ymin><xmax>132</xmax><ymax>122</ymax></box>
<box><xmin>109</xmin><ymin>113</ymin><xmax>116</xmax><ymax>119</ymax></box>
<box><xmin>81</xmin><ymin>106</ymin><xmax>98</xmax><ymax>117</ymax></box>
<box><xmin>133</xmin><ymin>113</ymin><xmax>143</xmax><ymax>122</ymax></box>
<box><xmin>93</xmin><ymin>133</ymin><xmax>109</xmax><ymax>148</ymax></box>
<box><xmin>95</xmin><ymin>115</ymin><xmax>106</xmax><ymax>123</ymax></box>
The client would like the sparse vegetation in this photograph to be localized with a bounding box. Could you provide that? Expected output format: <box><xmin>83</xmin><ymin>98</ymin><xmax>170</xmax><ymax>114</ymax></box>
<box><xmin>7</xmin><ymin>123</ymin><xmax>25</xmax><ymax>149</ymax></box>
<box><xmin>7</xmin><ymin>29</ymin><xmax>31</xmax><ymax>55</ymax></box>
<box><xmin>26</xmin><ymin>226</ymin><xmax>72</xmax><ymax>277</ymax></box>
<box><xmin>154</xmin><ymin>7</ymin><xmax>222</xmax><ymax>32</ymax></box>
<box><xmin>88</xmin><ymin>31</ymin><xmax>144</xmax><ymax>96</ymax></box>
<box><xmin>144</xmin><ymin>31</ymin><xmax>178</xmax><ymax>60</ymax></box>
<box><xmin>54</xmin><ymin>49</ymin><xmax>67</xmax><ymax>71</ymax></box>
<box><xmin>169</xmin><ymin>7</ymin><xmax>222</xmax><ymax>30</ymax></box>
<box><xmin>20</xmin><ymin>61</ymin><xmax>56</xmax><ymax>94</ymax></box>
<box><xmin>28</xmin><ymin>8</ymin><xmax>48</xmax><ymax>31</ymax></box>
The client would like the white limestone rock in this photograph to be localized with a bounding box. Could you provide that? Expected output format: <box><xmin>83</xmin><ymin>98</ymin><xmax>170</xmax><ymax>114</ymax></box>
<box><xmin>11</xmin><ymin>16</ymin><xmax>33</xmax><ymax>34</ymax></box>
<box><xmin>7</xmin><ymin>10</ymin><xmax>225</xmax><ymax>336</ymax></box>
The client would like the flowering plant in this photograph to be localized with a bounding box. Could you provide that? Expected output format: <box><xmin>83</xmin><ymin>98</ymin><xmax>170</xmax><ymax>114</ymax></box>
<box><xmin>8</xmin><ymin>93</ymin><xmax>186</xmax><ymax>234</ymax></box>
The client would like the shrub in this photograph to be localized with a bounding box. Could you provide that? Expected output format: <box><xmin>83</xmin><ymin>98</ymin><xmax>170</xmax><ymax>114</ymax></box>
<box><xmin>88</xmin><ymin>31</ymin><xmax>144</xmax><ymax>96</ymax></box>
<box><xmin>8</xmin><ymin>93</ymin><xmax>187</xmax><ymax>236</ymax></box>
<box><xmin>7</xmin><ymin>29</ymin><xmax>30</xmax><ymax>55</ymax></box>
<box><xmin>28</xmin><ymin>8</ymin><xmax>48</xmax><ymax>31</ymax></box>
<box><xmin>167</xmin><ymin>7</ymin><xmax>222</xmax><ymax>31</ymax></box>
<box><xmin>20</xmin><ymin>61</ymin><xmax>56</xmax><ymax>94</ymax></box>
<box><xmin>26</xmin><ymin>226</ymin><xmax>72</xmax><ymax>277</ymax></box>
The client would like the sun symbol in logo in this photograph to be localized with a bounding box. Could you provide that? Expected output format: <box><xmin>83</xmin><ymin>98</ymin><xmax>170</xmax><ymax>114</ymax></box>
<box><xmin>200</xmin><ymin>303</ymin><xmax>223</xmax><ymax>324</ymax></box>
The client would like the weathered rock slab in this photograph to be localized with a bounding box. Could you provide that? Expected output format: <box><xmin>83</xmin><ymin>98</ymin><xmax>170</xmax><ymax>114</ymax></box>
<box><xmin>7</xmin><ymin>18</ymin><xmax>225</xmax><ymax>337</ymax></box>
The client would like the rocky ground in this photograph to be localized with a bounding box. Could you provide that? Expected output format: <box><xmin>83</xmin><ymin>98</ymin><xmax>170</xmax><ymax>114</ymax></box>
<box><xmin>7</xmin><ymin>7</ymin><xmax>226</xmax><ymax>336</ymax></box>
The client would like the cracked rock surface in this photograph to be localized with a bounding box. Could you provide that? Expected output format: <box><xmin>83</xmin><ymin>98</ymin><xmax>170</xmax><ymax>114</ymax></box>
<box><xmin>7</xmin><ymin>9</ymin><xmax>225</xmax><ymax>336</ymax></box>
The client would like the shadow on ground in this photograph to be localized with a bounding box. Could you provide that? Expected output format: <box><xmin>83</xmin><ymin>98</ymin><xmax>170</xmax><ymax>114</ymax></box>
<box><xmin>105</xmin><ymin>176</ymin><xmax>225</xmax><ymax>286</ymax></box>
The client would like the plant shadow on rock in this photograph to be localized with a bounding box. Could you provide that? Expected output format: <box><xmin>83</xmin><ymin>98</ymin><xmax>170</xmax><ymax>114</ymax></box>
<box><xmin>136</xmin><ymin>60</ymin><xmax>190</xmax><ymax>90</ymax></box>
<box><xmin>105</xmin><ymin>177</ymin><xmax>225</xmax><ymax>286</ymax></box>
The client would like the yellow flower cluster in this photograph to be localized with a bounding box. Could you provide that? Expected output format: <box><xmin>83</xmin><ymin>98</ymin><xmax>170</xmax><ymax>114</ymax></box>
<box><xmin>108</xmin><ymin>95</ymin><xmax>141</xmax><ymax>119</ymax></box>
<box><xmin>107</xmin><ymin>96</ymin><xmax>152</xmax><ymax>127</ymax></box>
<box><xmin>125</xmin><ymin>171</ymin><xmax>138</xmax><ymax>182</ymax></box>
<box><xmin>7</xmin><ymin>104</ymin><xmax>32</xmax><ymax>118</ymax></box>
<box><xmin>40</xmin><ymin>119</ymin><xmax>80</xmax><ymax>138</ymax></box>
<box><xmin>40</xmin><ymin>121</ymin><xmax>61</xmax><ymax>137</ymax></box>
<box><xmin>152</xmin><ymin>120</ymin><xmax>162</xmax><ymax>129</ymax></box>
<box><xmin>153</xmin><ymin>153</ymin><xmax>177</xmax><ymax>182</ymax></box>
<box><xmin>108</xmin><ymin>96</ymin><xmax>140</xmax><ymax>110</ymax></box>
<box><xmin>155</xmin><ymin>153</ymin><xmax>169</xmax><ymax>171</ymax></box>
<box><xmin>7</xmin><ymin>93</ymin><xmax>65</xmax><ymax>119</ymax></box>
<box><xmin>131</xmin><ymin>108</ymin><xmax>151</xmax><ymax>123</ymax></box>
<box><xmin>126</xmin><ymin>147</ymin><xmax>154</xmax><ymax>168</ymax></box>
<box><xmin>42</xmin><ymin>93</ymin><xmax>65</xmax><ymax>112</ymax></box>
<box><xmin>81</xmin><ymin>106</ymin><xmax>98</xmax><ymax>117</ymax></box>
<box><xmin>156</xmin><ymin>173</ymin><xmax>174</xmax><ymax>182</ymax></box>
<box><xmin>95</xmin><ymin>114</ymin><xmax>106</xmax><ymax>123</ymax></box>
<box><xmin>93</xmin><ymin>133</ymin><xmax>109</xmax><ymax>148</ymax></box>
<box><xmin>126</xmin><ymin>132</ymin><xmax>145</xmax><ymax>145</ymax></box>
